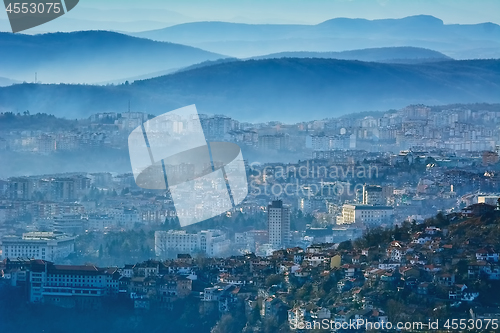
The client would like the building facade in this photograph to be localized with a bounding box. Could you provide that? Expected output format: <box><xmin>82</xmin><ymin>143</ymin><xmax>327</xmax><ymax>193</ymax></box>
<box><xmin>362</xmin><ymin>185</ymin><xmax>385</xmax><ymax>205</ymax></box>
<box><xmin>340</xmin><ymin>204</ymin><xmax>394</xmax><ymax>225</ymax></box>
<box><xmin>155</xmin><ymin>229</ymin><xmax>231</xmax><ymax>257</ymax></box>
<box><xmin>28</xmin><ymin>260</ymin><xmax>119</xmax><ymax>307</ymax></box>
<box><xmin>267</xmin><ymin>200</ymin><xmax>291</xmax><ymax>249</ymax></box>
<box><xmin>1</xmin><ymin>231</ymin><xmax>75</xmax><ymax>261</ymax></box>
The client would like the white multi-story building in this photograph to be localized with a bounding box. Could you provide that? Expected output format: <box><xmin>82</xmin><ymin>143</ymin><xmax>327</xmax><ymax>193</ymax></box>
<box><xmin>28</xmin><ymin>260</ymin><xmax>120</xmax><ymax>305</ymax></box>
<box><xmin>1</xmin><ymin>232</ymin><xmax>75</xmax><ymax>261</ymax></box>
<box><xmin>86</xmin><ymin>214</ymin><xmax>117</xmax><ymax>231</ymax></box>
<box><xmin>477</xmin><ymin>195</ymin><xmax>500</xmax><ymax>206</ymax></box>
<box><xmin>108</xmin><ymin>207</ymin><xmax>141</xmax><ymax>229</ymax></box>
<box><xmin>267</xmin><ymin>200</ymin><xmax>291</xmax><ymax>249</ymax></box>
<box><xmin>306</xmin><ymin>135</ymin><xmax>350</xmax><ymax>151</ymax></box>
<box><xmin>52</xmin><ymin>214</ymin><xmax>85</xmax><ymax>235</ymax></box>
<box><xmin>340</xmin><ymin>204</ymin><xmax>394</xmax><ymax>225</ymax></box>
<box><xmin>155</xmin><ymin>229</ymin><xmax>231</xmax><ymax>257</ymax></box>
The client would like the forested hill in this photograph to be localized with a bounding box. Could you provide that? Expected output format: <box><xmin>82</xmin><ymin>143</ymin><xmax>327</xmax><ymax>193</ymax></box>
<box><xmin>0</xmin><ymin>58</ymin><xmax>499</xmax><ymax>122</ymax></box>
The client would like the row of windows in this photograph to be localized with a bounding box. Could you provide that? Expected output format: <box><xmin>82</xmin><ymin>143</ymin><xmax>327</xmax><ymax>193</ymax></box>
<box><xmin>48</xmin><ymin>277</ymin><xmax>101</xmax><ymax>282</ymax></box>
<box><xmin>50</xmin><ymin>274</ymin><xmax>103</xmax><ymax>279</ymax></box>
<box><xmin>44</xmin><ymin>288</ymin><xmax>100</xmax><ymax>295</ymax></box>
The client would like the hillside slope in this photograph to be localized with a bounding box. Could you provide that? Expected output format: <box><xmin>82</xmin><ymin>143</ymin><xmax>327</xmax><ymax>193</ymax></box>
<box><xmin>250</xmin><ymin>47</ymin><xmax>452</xmax><ymax>63</ymax></box>
<box><xmin>0</xmin><ymin>58</ymin><xmax>498</xmax><ymax>122</ymax></box>
<box><xmin>0</xmin><ymin>31</ymin><xmax>227</xmax><ymax>84</ymax></box>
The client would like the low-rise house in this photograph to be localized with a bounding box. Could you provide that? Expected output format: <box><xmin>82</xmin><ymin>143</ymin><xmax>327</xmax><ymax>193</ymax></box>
<box><xmin>203</xmin><ymin>284</ymin><xmax>241</xmax><ymax>313</ymax></box>
<box><xmin>399</xmin><ymin>266</ymin><xmax>420</xmax><ymax>279</ymax></box>
<box><xmin>279</xmin><ymin>261</ymin><xmax>301</xmax><ymax>274</ymax></box>
<box><xmin>218</xmin><ymin>273</ymin><xmax>248</xmax><ymax>286</ymax></box>
<box><xmin>311</xmin><ymin>307</ymin><xmax>331</xmax><ymax>320</ymax></box>
<box><xmin>476</xmin><ymin>247</ymin><xmax>499</xmax><ymax>262</ymax></box>
<box><xmin>424</xmin><ymin>227</ymin><xmax>441</xmax><ymax>235</ymax></box>
<box><xmin>449</xmin><ymin>284</ymin><xmax>467</xmax><ymax>299</ymax></box>
<box><xmin>334</xmin><ymin>310</ymin><xmax>348</xmax><ymax>324</ymax></box>
<box><xmin>294</xmin><ymin>267</ymin><xmax>311</xmax><ymax>278</ymax></box>
<box><xmin>121</xmin><ymin>264</ymin><xmax>134</xmax><ymax>278</ymax></box>
<box><xmin>304</xmin><ymin>253</ymin><xmax>327</xmax><ymax>267</ymax></box>
<box><xmin>417</xmin><ymin>282</ymin><xmax>431</xmax><ymax>295</ymax></box>
<box><xmin>434</xmin><ymin>272</ymin><xmax>455</xmax><ymax>286</ymax></box>
<box><xmin>470</xmin><ymin>307</ymin><xmax>500</xmax><ymax>320</ymax></box>
<box><xmin>468</xmin><ymin>261</ymin><xmax>489</xmax><ymax>279</ymax></box>
<box><xmin>380</xmin><ymin>270</ymin><xmax>399</xmax><ymax>283</ymax></box>
<box><xmin>134</xmin><ymin>260</ymin><xmax>160</xmax><ymax>278</ymax></box>
<box><xmin>481</xmin><ymin>263</ymin><xmax>500</xmax><ymax>280</ymax></box>
<box><xmin>342</xmin><ymin>264</ymin><xmax>361</xmax><ymax>278</ymax></box>
<box><xmin>424</xmin><ymin>264</ymin><xmax>442</xmax><ymax>273</ymax></box>
<box><xmin>378</xmin><ymin>261</ymin><xmax>401</xmax><ymax>270</ymax></box>
<box><xmin>263</xmin><ymin>296</ymin><xmax>289</xmax><ymax>322</ymax></box>
<box><xmin>412</xmin><ymin>234</ymin><xmax>432</xmax><ymax>244</ymax></box>
<box><xmin>462</xmin><ymin>289</ymin><xmax>480</xmax><ymax>302</ymax></box>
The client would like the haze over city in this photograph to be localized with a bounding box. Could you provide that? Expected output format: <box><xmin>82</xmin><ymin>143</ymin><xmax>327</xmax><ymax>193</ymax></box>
<box><xmin>1</xmin><ymin>1</ymin><xmax>500</xmax><ymax>332</ymax></box>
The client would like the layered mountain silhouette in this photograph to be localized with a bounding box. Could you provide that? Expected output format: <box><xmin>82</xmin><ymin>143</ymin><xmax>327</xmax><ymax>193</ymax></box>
<box><xmin>0</xmin><ymin>58</ymin><xmax>498</xmax><ymax>122</ymax></box>
<box><xmin>250</xmin><ymin>47</ymin><xmax>452</xmax><ymax>63</ymax></box>
<box><xmin>0</xmin><ymin>76</ymin><xmax>18</xmax><ymax>87</ymax></box>
<box><xmin>0</xmin><ymin>31</ymin><xmax>227</xmax><ymax>84</ymax></box>
<box><xmin>97</xmin><ymin>47</ymin><xmax>450</xmax><ymax>84</ymax></box>
<box><xmin>133</xmin><ymin>15</ymin><xmax>500</xmax><ymax>58</ymax></box>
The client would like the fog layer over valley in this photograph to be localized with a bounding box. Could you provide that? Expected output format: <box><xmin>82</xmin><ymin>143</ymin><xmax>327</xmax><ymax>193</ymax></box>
<box><xmin>0</xmin><ymin>58</ymin><xmax>499</xmax><ymax>122</ymax></box>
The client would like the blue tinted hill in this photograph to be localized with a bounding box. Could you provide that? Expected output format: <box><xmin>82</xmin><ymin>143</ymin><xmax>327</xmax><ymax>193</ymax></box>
<box><xmin>0</xmin><ymin>30</ymin><xmax>227</xmax><ymax>84</ymax></box>
<box><xmin>0</xmin><ymin>58</ymin><xmax>499</xmax><ymax>122</ymax></box>
<box><xmin>133</xmin><ymin>15</ymin><xmax>500</xmax><ymax>58</ymax></box>
<box><xmin>250</xmin><ymin>47</ymin><xmax>452</xmax><ymax>64</ymax></box>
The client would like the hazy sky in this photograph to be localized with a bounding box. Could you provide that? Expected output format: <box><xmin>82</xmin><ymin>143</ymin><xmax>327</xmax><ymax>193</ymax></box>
<box><xmin>1</xmin><ymin>0</ymin><xmax>499</xmax><ymax>32</ymax></box>
<box><xmin>71</xmin><ymin>0</ymin><xmax>500</xmax><ymax>24</ymax></box>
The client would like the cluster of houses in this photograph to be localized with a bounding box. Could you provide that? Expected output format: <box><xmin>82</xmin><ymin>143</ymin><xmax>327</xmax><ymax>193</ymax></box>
<box><xmin>2</xmin><ymin>217</ymin><xmax>500</xmax><ymax>327</ymax></box>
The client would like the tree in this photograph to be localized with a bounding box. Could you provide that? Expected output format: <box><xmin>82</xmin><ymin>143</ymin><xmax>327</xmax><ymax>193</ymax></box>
<box><xmin>393</xmin><ymin>224</ymin><xmax>402</xmax><ymax>241</ymax></box>
<box><xmin>337</xmin><ymin>240</ymin><xmax>353</xmax><ymax>251</ymax></box>
<box><xmin>265</xmin><ymin>274</ymin><xmax>284</xmax><ymax>287</ymax></box>
<box><xmin>211</xmin><ymin>313</ymin><xmax>246</xmax><ymax>333</ymax></box>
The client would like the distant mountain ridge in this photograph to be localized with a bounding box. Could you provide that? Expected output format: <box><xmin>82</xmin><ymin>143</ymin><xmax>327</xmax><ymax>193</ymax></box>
<box><xmin>250</xmin><ymin>47</ymin><xmax>452</xmax><ymax>63</ymax></box>
<box><xmin>0</xmin><ymin>30</ymin><xmax>227</xmax><ymax>84</ymax></box>
<box><xmin>0</xmin><ymin>76</ymin><xmax>19</xmax><ymax>87</ymax></box>
<box><xmin>96</xmin><ymin>47</ymin><xmax>450</xmax><ymax>84</ymax></box>
<box><xmin>0</xmin><ymin>58</ymin><xmax>498</xmax><ymax>122</ymax></box>
<box><xmin>132</xmin><ymin>15</ymin><xmax>500</xmax><ymax>58</ymax></box>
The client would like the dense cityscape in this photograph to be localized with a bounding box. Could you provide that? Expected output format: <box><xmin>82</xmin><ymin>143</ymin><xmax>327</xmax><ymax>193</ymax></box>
<box><xmin>1</xmin><ymin>103</ymin><xmax>500</xmax><ymax>331</ymax></box>
<box><xmin>1</xmin><ymin>1</ymin><xmax>500</xmax><ymax>331</ymax></box>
